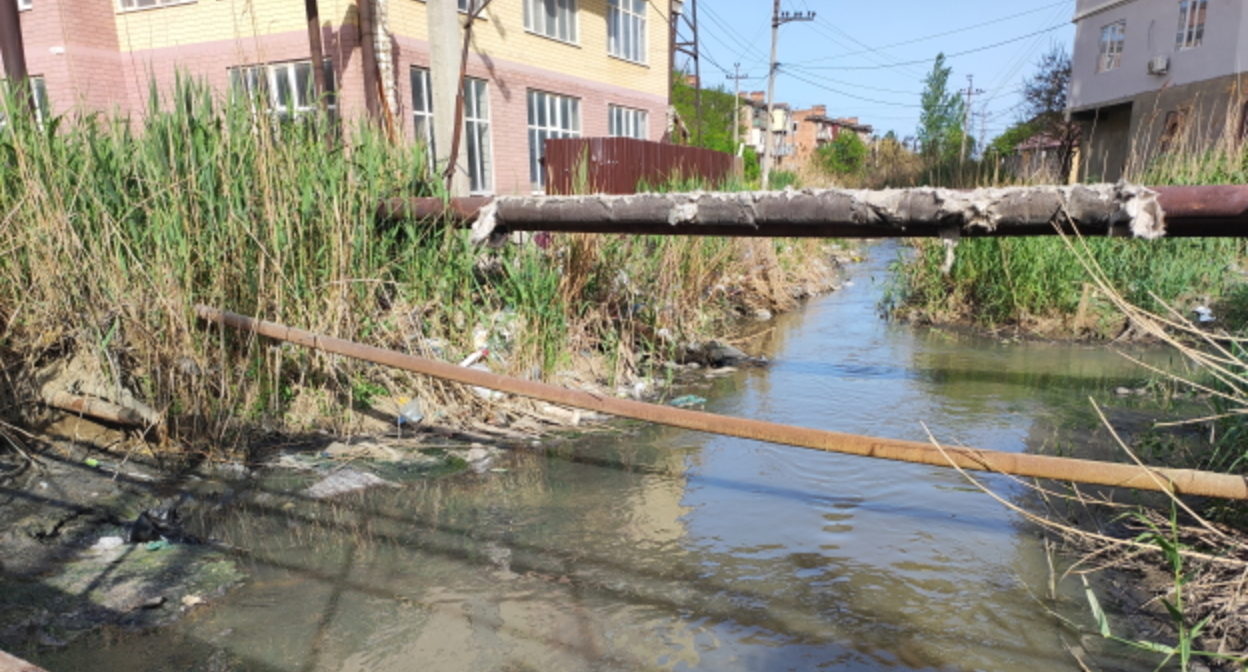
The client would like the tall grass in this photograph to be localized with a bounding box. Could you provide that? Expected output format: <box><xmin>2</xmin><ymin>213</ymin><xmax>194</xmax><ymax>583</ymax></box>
<box><xmin>0</xmin><ymin>79</ymin><xmax>833</xmax><ymax>453</ymax></box>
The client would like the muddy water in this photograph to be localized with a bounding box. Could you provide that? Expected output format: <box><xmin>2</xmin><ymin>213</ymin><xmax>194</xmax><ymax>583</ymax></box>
<box><xmin>36</xmin><ymin>242</ymin><xmax>1181</xmax><ymax>671</ymax></box>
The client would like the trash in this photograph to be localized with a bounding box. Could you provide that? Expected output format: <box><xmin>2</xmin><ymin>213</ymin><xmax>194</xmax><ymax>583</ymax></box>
<box><xmin>84</xmin><ymin>457</ymin><xmax>100</xmax><ymax>468</ymax></box>
<box><xmin>127</xmin><ymin>497</ymin><xmax>199</xmax><ymax>544</ymax></box>
<box><xmin>669</xmin><ymin>395</ymin><xmax>707</xmax><ymax>408</ymax></box>
<box><xmin>305</xmin><ymin>468</ymin><xmax>394</xmax><ymax>499</ymax></box>
<box><xmin>145</xmin><ymin>539</ymin><xmax>171</xmax><ymax>551</ymax></box>
<box><xmin>464</xmin><ymin>446</ymin><xmax>491</xmax><ymax>463</ymax></box>
<box><xmin>181</xmin><ymin>594</ymin><xmax>206</xmax><ymax>608</ymax></box>
<box><xmin>322</xmin><ymin>440</ymin><xmax>404</xmax><ymax>462</ymax></box>
<box><xmin>1194</xmin><ymin>306</ymin><xmax>1215</xmax><ymax>323</ymax></box>
<box><xmin>1114</xmin><ymin>387</ymin><xmax>1132</xmax><ymax>396</ymax></box>
<box><xmin>92</xmin><ymin>536</ymin><xmax>124</xmax><ymax>551</ymax></box>
<box><xmin>396</xmin><ymin>396</ymin><xmax>424</xmax><ymax>426</ymax></box>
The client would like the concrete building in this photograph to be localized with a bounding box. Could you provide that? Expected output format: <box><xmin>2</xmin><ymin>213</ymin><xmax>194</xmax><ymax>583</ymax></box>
<box><xmin>9</xmin><ymin>0</ymin><xmax>671</xmax><ymax>194</ymax></box>
<box><xmin>739</xmin><ymin>91</ymin><xmax>797</xmax><ymax>169</ymax></box>
<box><xmin>1068</xmin><ymin>0</ymin><xmax>1244</xmax><ymax>181</ymax></box>
<box><xmin>789</xmin><ymin>104</ymin><xmax>872</xmax><ymax>167</ymax></box>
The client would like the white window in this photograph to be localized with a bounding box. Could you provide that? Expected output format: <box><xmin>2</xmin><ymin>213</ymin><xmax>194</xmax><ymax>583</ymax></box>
<box><xmin>411</xmin><ymin>68</ymin><xmax>493</xmax><ymax>194</ymax></box>
<box><xmin>608</xmin><ymin>104</ymin><xmax>647</xmax><ymax>139</ymax></box>
<box><xmin>17</xmin><ymin>0</ymin><xmax>31</xmax><ymax>11</ymax></box>
<box><xmin>229</xmin><ymin>60</ymin><xmax>335</xmax><ymax>120</ymax></box>
<box><xmin>119</xmin><ymin>0</ymin><xmax>194</xmax><ymax>10</ymax></box>
<box><xmin>527</xmin><ymin>90</ymin><xmax>581</xmax><ymax>190</ymax></box>
<box><xmin>608</xmin><ymin>0</ymin><xmax>646</xmax><ymax>63</ymax></box>
<box><xmin>524</xmin><ymin>0</ymin><xmax>577</xmax><ymax>43</ymax></box>
<box><xmin>463</xmin><ymin>78</ymin><xmax>493</xmax><ymax>194</ymax></box>
<box><xmin>1097</xmin><ymin>20</ymin><xmax>1125</xmax><ymax>72</ymax></box>
<box><xmin>1176</xmin><ymin>0</ymin><xmax>1206</xmax><ymax>50</ymax></box>
<box><xmin>0</xmin><ymin>76</ymin><xmax>47</xmax><ymax>129</ymax></box>
<box><xmin>411</xmin><ymin>67</ymin><xmax>435</xmax><ymax>168</ymax></box>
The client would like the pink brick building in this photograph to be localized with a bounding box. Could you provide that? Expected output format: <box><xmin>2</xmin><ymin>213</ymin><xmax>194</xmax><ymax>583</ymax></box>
<box><xmin>10</xmin><ymin>0</ymin><xmax>671</xmax><ymax>195</ymax></box>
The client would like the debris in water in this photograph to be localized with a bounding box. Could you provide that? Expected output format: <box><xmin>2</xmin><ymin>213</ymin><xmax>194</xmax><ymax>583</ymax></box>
<box><xmin>1193</xmin><ymin>305</ymin><xmax>1215</xmax><ymax>323</ymax></box>
<box><xmin>669</xmin><ymin>395</ymin><xmax>707</xmax><ymax>408</ymax></box>
<box><xmin>305</xmin><ymin>468</ymin><xmax>394</xmax><ymax>499</ymax></box>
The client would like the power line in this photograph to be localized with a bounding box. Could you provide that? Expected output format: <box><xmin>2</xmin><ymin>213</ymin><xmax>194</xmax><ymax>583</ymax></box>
<box><xmin>801</xmin><ymin>0</ymin><xmax>1072</xmax><ymax>63</ymax></box>
<box><xmin>780</xmin><ymin>68</ymin><xmax>922</xmax><ymax>108</ymax></box>
<box><xmin>793</xmin><ymin>23</ymin><xmax>1068</xmax><ymax>71</ymax></box>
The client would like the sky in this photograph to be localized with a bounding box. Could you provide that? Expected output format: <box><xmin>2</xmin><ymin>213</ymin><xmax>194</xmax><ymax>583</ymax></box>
<box><xmin>684</xmin><ymin>0</ymin><xmax>1079</xmax><ymax>144</ymax></box>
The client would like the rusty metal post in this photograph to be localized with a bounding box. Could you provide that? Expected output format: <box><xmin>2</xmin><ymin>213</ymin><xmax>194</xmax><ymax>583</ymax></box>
<box><xmin>0</xmin><ymin>0</ymin><xmax>34</xmax><ymax>115</ymax></box>
<box><xmin>196</xmin><ymin>305</ymin><xmax>1248</xmax><ymax>501</ymax></box>
<box><xmin>304</xmin><ymin>0</ymin><xmax>328</xmax><ymax>115</ymax></box>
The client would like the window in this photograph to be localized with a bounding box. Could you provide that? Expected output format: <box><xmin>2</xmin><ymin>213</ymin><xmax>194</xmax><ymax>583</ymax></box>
<box><xmin>229</xmin><ymin>60</ymin><xmax>335</xmax><ymax>120</ymax></box>
<box><xmin>17</xmin><ymin>0</ymin><xmax>31</xmax><ymax>11</ymax></box>
<box><xmin>1176</xmin><ymin>0</ymin><xmax>1206</xmax><ymax>50</ymax></box>
<box><xmin>608</xmin><ymin>0</ymin><xmax>646</xmax><ymax>63</ymax></box>
<box><xmin>411</xmin><ymin>67</ymin><xmax>435</xmax><ymax>167</ymax></box>
<box><xmin>527</xmin><ymin>90</ymin><xmax>581</xmax><ymax>190</ymax></box>
<box><xmin>608</xmin><ymin>104</ymin><xmax>647</xmax><ymax>139</ymax></box>
<box><xmin>411</xmin><ymin>68</ymin><xmax>493</xmax><ymax>193</ymax></box>
<box><xmin>463</xmin><ymin>78</ymin><xmax>493</xmax><ymax>194</ymax></box>
<box><xmin>118</xmin><ymin>0</ymin><xmax>195</xmax><ymax>10</ymax></box>
<box><xmin>524</xmin><ymin>0</ymin><xmax>577</xmax><ymax>43</ymax></box>
<box><xmin>1097</xmin><ymin>20</ymin><xmax>1125</xmax><ymax>72</ymax></box>
<box><xmin>0</xmin><ymin>76</ymin><xmax>47</xmax><ymax>129</ymax></box>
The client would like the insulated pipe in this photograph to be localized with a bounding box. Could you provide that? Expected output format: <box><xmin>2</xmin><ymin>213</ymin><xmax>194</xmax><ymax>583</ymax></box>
<box><xmin>377</xmin><ymin>184</ymin><xmax>1248</xmax><ymax>238</ymax></box>
<box><xmin>195</xmin><ymin>305</ymin><xmax>1248</xmax><ymax>501</ymax></box>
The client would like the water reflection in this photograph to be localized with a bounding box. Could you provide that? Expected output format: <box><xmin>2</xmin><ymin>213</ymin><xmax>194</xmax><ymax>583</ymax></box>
<box><xmin>36</xmin><ymin>242</ymin><xmax>1174</xmax><ymax>672</ymax></box>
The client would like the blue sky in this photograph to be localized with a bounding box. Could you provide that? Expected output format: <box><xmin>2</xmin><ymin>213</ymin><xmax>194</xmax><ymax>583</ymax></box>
<box><xmin>686</xmin><ymin>0</ymin><xmax>1078</xmax><ymax>143</ymax></box>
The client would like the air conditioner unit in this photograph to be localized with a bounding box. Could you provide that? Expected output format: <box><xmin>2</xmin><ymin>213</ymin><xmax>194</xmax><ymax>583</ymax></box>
<box><xmin>1148</xmin><ymin>55</ymin><xmax>1170</xmax><ymax>75</ymax></box>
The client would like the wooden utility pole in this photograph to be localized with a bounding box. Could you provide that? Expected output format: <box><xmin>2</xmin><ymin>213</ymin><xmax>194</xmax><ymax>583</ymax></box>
<box><xmin>727</xmin><ymin>63</ymin><xmax>749</xmax><ymax>152</ymax></box>
<box><xmin>761</xmin><ymin>3</ymin><xmax>813</xmax><ymax>189</ymax></box>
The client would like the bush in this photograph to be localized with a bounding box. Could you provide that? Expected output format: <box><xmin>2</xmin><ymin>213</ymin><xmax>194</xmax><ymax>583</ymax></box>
<box><xmin>814</xmin><ymin>132</ymin><xmax>867</xmax><ymax>176</ymax></box>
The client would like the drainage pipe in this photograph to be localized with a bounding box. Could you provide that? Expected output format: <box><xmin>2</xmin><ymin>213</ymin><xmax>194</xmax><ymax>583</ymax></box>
<box><xmin>196</xmin><ymin>305</ymin><xmax>1248</xmax><ymax>501</ymax></box>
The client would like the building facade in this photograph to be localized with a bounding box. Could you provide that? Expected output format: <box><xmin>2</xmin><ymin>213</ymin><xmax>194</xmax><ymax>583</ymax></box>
<box><xmin>1068</xmin><ymin>0</ymin><xmax>1244</xmax><ymax>181</ymax></box>
<box><xmin>739</xmin><ymin>91</ymin><xmax>796</xmax><ymax>169</ymax></box>
<box><xmin>10</xmin><ymin>0</ymin><xmax>671</xmax><ymax>194</ymax></box>
<box><xmin>789</xmin><ymin>104</ymin><xmax>872</xmax><ymax>167</ymax></box>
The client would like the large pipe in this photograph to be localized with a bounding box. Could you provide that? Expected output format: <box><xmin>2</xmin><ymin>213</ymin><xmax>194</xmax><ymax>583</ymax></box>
<box><xmin>195</xmin><ymin>305</ymin><xmax>1248</xmax><ymax>501</ymax></box>
<box><xmin>377</xmin><ymin>184</ymin><xmax>1248</xmax><ymax>238</ymax></box>
<box><xmin>0</xmin><ymin>0</ymin><xmax>34</xmax><ymax>115</ymax></box>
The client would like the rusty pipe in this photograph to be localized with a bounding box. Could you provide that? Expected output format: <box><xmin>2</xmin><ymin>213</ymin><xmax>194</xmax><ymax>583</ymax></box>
<box><xmin>195</xmin><ymin>305</ymin><xmax>1248</xmax><ymax>501</ymax></box>
<box><xmin>376</xmin><ymin>185</ymin><xmax>1248</xmax><ymax>238</ymax></box>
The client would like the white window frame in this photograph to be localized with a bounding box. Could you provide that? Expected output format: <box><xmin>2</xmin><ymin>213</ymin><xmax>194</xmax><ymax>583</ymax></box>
<box><xmin>0</xmin><ymin>76</ymin><xmax>47</xmax><ymax>129</ymax></box>
<box><xmin>608</xmin><ymin>0</ymin><xmax>647</xmax><ymax>64</ymax></box>
<box><xmin>411</xmin><ymin>66</ymin><xmax>435</xmax><ymax>170</ymax></box>
<box><xmin>17</xmin><ymin>0</ymin><xmax>31</xmax><ymax>11</ymax></box>
<box><xmin>527</xmin><ymin>89</ymin><xmax>581</xmax><ymax>190</ymax></box>
<box><xmin>608</xmin><ymin>104</ymin><xmax>647</xmax><ymax>140</ymax></box>
<box><xmin>524</xmin><ymin>0</ymin><xmax>578</xmax><ymax>44</ymax></box>
<box><xmin>118</xmin><ymin>0</ymin><xmax>196</xmax><ymax>11</ymax></box>
<box><xmin>229</xmin><ymin>60</ymin><xmax>335</xmax><ymax>121</ymax></box>
<box><xmin>1097</xmin><ymin>20</ymin><xmax>1125</xmax><ymax>73</ymax></box>
<box><xmin>1176</xmin><ymin>0</ymin><xmax>1206</xmax><ymax>50</ymax></box>
<box><xmin>463</xmin><ymin>77</ymin><xmax>493</xmax><ymax>194</ymax></box>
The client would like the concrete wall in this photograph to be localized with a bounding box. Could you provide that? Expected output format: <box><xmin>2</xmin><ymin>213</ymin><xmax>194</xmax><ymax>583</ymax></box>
<box><xmin>1069</xmin><ymin>0</ymin><xmax>1246</xmax><ymax>112</ymax></box>
<box><xmin>1074</xmin><ymin>102</ymin><xmax>1132</xmax><ymax>181</ymax></box>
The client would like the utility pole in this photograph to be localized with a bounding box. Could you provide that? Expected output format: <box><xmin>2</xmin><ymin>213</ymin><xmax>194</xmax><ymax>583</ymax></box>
<box><xmin>762</xmin><ymin>3</ymin><xmax>813</xmax><ymax>189</ymax></box>
<box><xmin>0</xmin><ymin>0</ymin><xmax>34</xmax><ymax>115</ymax></box>
<box><xmin>959</xmin><ymin>74</ymin><xmax>985</xmax><ymax>165</ymax></box>
<box><xmin>671</xmin><ymin>0</ymin><xmax>701</xmax><ymax>144</ymax></box>
<box><xmin>727</xmin><ymin>63</ymin><xmax>750</xmax><ymax>152</ymax></box>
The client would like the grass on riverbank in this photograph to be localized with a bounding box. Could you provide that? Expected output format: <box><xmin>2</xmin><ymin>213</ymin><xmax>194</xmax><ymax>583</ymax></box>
<box><xmin>0</xmin><ymin>80</ymin><xmax>835</xmax><ymax>455</ymax></box>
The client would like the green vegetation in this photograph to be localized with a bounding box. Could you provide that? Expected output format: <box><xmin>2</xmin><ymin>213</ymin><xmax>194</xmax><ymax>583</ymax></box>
<box><xmin>670</xmin><ymin>74</ymin><xmax>760</xmax><ymax>181</ymax></box>
<box><xmin>0</xmin><ymin>79</ymin><xmax>831</xmax><ymax>452</ymax></box>
<box><xmin>917</xmin><ymin>53</ymin><xmax>969</xmax><ymax>165</ymax></box>
<box><xmin>814</xmin><ymin>132</ymin><xmax>867</xmax><ymax>177</ymax></box>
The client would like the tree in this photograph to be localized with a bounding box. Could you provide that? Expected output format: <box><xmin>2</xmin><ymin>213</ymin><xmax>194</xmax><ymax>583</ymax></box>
<box><xmin>917</xmin><ymin>53</ymin><xmax>965</xmax><ymax>163</ymax></box>
<box><xmin>1018</xmin><ymin>45</ymin><xmax>1078</xmax><ymax>178</ymax></box>
<box><xmin>815</xmin><ymin>131</ymin><xmax>867</xmax><ymax>176</ymax></box>
<box><xmin>670</xmin><ymin>74</ymin><xmax>740</xmax><ymax>155</ymax></box>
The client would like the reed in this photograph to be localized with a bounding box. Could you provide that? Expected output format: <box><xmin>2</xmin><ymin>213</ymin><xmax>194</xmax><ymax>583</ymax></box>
<box><xmin>0</xmin><ymin>79</ymin><xmax>832</xmax><ymax>453</ymax></box>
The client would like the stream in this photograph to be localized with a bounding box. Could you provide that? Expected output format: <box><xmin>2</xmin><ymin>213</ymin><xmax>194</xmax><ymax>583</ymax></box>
<box><xmin>32</xmin><ymin>241</ymin><xmax>1186</xmax><ymax>671</ymax></box>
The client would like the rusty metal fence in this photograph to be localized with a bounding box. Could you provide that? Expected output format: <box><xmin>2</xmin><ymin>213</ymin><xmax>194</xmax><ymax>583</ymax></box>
<box><xmin>543</xmin><ymin>137</ymin><xmax>741</xmax><ymax>195</ymax></box>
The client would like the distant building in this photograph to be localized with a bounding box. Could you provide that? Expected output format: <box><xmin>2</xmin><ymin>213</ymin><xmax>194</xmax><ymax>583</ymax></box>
<box><xmin>8</xmin><ymin>0</ymin><xmax>671</xmax><ymax>194</ymax></box>
<box><xmin>739</xmin><ymin>91</ymin><xmax>796</xmax><ymax>168</ymax></box>
<box><xmin>1067</xmin><ymin>0</ymin><xmax>1242</xmax><ymax>181</ymax></box>
<box><xmin>789</xmin><ymin>104</ymin><xmax>872</xmax><ymax>166</ymax></box>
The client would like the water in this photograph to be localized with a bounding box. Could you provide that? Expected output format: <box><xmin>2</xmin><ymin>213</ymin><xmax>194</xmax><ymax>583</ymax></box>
<box><xmin>36</xmin><ymin>242</ymin><xmax>1183</xmax><ymax>671</ymax></box>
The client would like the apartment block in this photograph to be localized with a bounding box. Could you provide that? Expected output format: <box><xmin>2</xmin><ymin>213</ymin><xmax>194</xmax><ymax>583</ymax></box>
<box><xmin>789</xmin><ymin>104</ymin><xmax>872</xmax><ymax>167</ymax></box>
<box><xmin>10</xmin><ymin>0</ymin><xmax>671</xmax><ymax>194</ymax></box>
<box><xmin>1068</xmin><ymin>0</ymin><xmax>1245</xmax><ymax>181</ymax></box>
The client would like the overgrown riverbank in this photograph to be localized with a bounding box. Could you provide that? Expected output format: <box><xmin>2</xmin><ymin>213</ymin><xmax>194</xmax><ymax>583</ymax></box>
<box><xmin>0</xmin><ymin>82</ymin><xmax>841</xmax><ymax>461</ymax></box>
